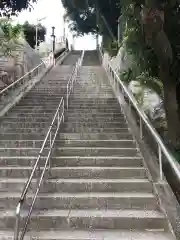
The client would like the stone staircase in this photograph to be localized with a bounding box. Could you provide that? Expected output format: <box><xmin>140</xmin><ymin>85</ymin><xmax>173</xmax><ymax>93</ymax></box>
<box><xmin>0</xmin><ymin>51</ymin><xmax>176</xmax><ymax>239</ymax></box>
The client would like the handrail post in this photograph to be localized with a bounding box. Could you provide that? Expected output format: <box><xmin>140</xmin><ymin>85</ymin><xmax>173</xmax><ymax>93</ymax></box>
<box><xmin>14</xmin><ymin>203</ymin><xmax>21</xmax><ymax>240</ymax></box>
<box><xmin>66</xmin><ymin>84</ymin><xmax>69</xmax><ymax>110</ymax></box>
<box><xmin>62</xmin><ymin>99</ymin><xmax>65</xmax><ymax>122</ymax></box>
<box><xmin>57</xmin><ymin>111</ymin><xmax>60</xmax><ymax>127</ymax></box>
<box><xmin>140</xmin><ymin>117</ymin><xmax>143</xmax><ymax>139</ymax></box>
<box><xmin>49</xmin><ymin>131</ymin><xmax>52</xmax><ymax>169</ymax></box>
<box><xmin>158</xmin><ymin>145</ymin><xmax>163</xmax><ymax>181</ymax></box>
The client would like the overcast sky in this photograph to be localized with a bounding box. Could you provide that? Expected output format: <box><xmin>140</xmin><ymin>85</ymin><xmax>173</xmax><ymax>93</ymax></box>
<box><xmin>15</xmin><ymin>0</ymin><xmax>96</xmax><ymax>50</ymax></box>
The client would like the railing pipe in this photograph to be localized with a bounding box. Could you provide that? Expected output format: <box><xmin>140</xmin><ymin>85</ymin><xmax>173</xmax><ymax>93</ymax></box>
<box><xmin>101</xmin><ymin>53</ymin><xmax>180</xmax><ymax>182</ymax></box>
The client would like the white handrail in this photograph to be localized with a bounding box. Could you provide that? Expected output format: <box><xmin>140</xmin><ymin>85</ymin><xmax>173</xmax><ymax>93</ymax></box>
<box><xmin>1</xmin><ymin>49</ymin><xmax>69</xmax><ymax>99</ymax></box>
<box><xmin>66</xmin><ymin>50</ymin><xmax>84</xmax><ymax>109</ymax></box>
<box><xmin>14</xmin><ymin>97</ymin><xmax>65</xmax><ymax>240</ymax></box>
<box><xmin>0</xmin><ymin>62</ymin><xmax>46</xmax><ymax>97</ymax></box>
<box><xmin>99</xmin><ymin>47</ymin><xmax>180</xmax><ymax>182</ymax></box>
<box><xmin>55</xmin><ymin>49</ymin><xmax>69</xmax><ymax>64</ymax></box>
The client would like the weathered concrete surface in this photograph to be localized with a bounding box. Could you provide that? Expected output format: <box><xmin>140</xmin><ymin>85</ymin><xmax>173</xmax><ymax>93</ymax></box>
<box><xmin>105</xmin><ymin>55</ymin><xmax>179</xmax><ymax>240</ymax></box>
<box><xmin>0</xmin><ymin>50</ymin><xmax>177</xmax><ymax>239</ymax></box>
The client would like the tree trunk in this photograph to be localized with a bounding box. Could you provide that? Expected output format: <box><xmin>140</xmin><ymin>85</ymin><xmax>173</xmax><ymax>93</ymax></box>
<box><xmin>160</xmin><ymin>68</ymin><xmax>180</xmax><ymax>149</ymax></box>
<box><xmin>142</xmin><ymin>5</ymin><xmax>180</xmax><ymax>150</ymax></box>
<box><xmin>176</xmin><ymin>83</ymin><xmax>180</xmax><ymax>119</ymax></box>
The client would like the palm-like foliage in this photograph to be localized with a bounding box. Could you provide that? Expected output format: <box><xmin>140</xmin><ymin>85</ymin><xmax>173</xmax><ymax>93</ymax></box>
<box><xmin>0</xmin><ymin>0</ymin><xmax>36</xmax><ymax>16</ymax></box>
<box><xmin>0</xmin><ymin>19</ymin><xmax>22</xmax><ymax>56</ymax></box>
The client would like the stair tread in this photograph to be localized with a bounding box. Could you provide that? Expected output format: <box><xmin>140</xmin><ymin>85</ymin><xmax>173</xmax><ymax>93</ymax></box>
<box><xmin>0</xmin><ymin>166</ymin><xmax>145</xmax><ymax>170</ymax></box>
<box><xmin>0</xmin><ymin>209</ymin><xmax>165</xmax><ymax>218</ymax></box>
<box><xmin>0</xmin><ymin>178</ymin><xmax>150</xmax><ymax>183</ymax></box>
<box><xmin>0</xmin><ymin>230</ymin><xmax>175</xmax><ymax>240</ymax></box>
<box><xmin>0</xmin><ymin>192</ymin><xmax>155</xmax><ymax>198</ymax></box>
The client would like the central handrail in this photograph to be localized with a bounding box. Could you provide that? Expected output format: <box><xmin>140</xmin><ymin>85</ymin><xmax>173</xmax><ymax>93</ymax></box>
<box><xmin>66</xmin><ymin>50</ymin><xmax>84</xmax><ymax>109</ymax></box>
<box><xmin>98</xmin><ymin>47</ymin><xmax>180</xmax><ymax>183</ymax></box>
<box><xmin>14</xmin><ymin>96</ymin><xmax>65</xmax><ymax>240</ymax></box>
<box><xmin>14</xmin><ymin>50</ymin><xmax>84</xmax><ymax>240</ymax></box>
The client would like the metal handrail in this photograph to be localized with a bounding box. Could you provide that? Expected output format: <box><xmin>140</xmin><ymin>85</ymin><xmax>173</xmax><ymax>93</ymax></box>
<box><xmin>66</xmin><ymin>50</ymin><xmax>84</xmax><ymax>109</ymax></box>
<box><xmin>100</xmin><ymin>48</ymin><xmax>180</xmax><ymax>182</ymax></box>
<box><xmin>55</xmin><ymin>49</ymin><xmax>69</xmax><ymax>64</ymax></box>
<box><xmin>14</xmin><ymin>97</ymin><xmax>65</xmax><ymax>240</ymax></box>
<box><xmin>0</xmin><ymin>62</ymin><xmax>46</xmax><ymax>98</ymax></box>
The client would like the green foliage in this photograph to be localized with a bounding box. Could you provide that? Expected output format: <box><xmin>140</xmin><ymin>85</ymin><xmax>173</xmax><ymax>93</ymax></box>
<box><xmin>0</xmin><ymin>19</ymin><xmax>22</xmax><ymax>56</ymax></box>
<box><xmin>22</xmin><ymin>21</ymin><xmax>46</xmax><ymax>48</ymax></box>
<box><xmin>0</xmin><ymin>0</ymin><xmax>36</xmax><ymax>17</ymax></box>
<box><xmin>135</xmin><ymin>72</ymin><xmax>163</xmax><ymax>97</ymax></box>
<box><xmin>120</xmin><ymin>68</ymin><xmax>163</xmax><ymax>97</ymax></box>
<box><xmin>62</xmin><ymin>0</ymin><xmax>121</xmax><ymax>38</ymax></box>
<box><xmin>120</xmin><ymin>68</ymin><xmax>136</xmax><ymax>83</ymax></box>
<box><xmin>104</xmin><ymin>40</ymin><xmax>120</xmax><ymax>57</ymax></box>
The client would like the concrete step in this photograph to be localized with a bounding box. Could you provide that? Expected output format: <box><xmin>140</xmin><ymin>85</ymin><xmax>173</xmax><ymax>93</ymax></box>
<box><xmin>2</xmin><ymin>127</ymin><xmax>56</xmax><ymax>134</ymax></box>
<box><xmin>66</xmin><ymin>108</ymin><xmax>121</xmax><ymax>113</ymax></box>
<box><xmin>63</xmin><ymin>127</ymin><xmax>129</xmax><ymax>133</ymax></box>
<box><xmin>7</xmin><ymin>113</ymin><xmax>57</xmax><ymax>118</ymax></box>
<box><xmin>0</xmin><ymin>178</ymin><xmax>153</xmax><ymax>193</ymax></box>
<box><xmin>58</xmin><ymin>133</ymin><xmax>134</xmax><ymax>140</ymax></box>
<box><xmin>1</xmin><ymin>117</ymin><xmax>52</xmax><ymax>123</ymax></box>
<box><xmin>0</xmin><ymin>122</ymin><xmax>126</xmax><ymax>130</ymax></box>
<box><xmin>0</xmin><ymin>147</ymin><xmax>139</xmax><ymax>157</ymax></box>
<box><xmin>18</xmin><ymin>97</ymin><xmax>62</xmax><ymax>102</ymax></box>
<box><xmin>17</xmin><ymin>101</ymin><xmax>62</xmax><ymax>106</ymax></box>
<box><xmin>10</xmin><ymin>109</ymin><xmax>56</xmax><ymax>113</ymax></box>
<box><xmin>0</xmin><ymin>132</ymin><xmax>133</xmax><ymax>141</ymax></box>
<box><xmin>63</xmin><ymin>122</ymin><xmax>127</xmax><ymax>128</ymax></box>
<box><xmin>0</xmin><ymin>133</ymin><xmax>46</xmax><ymax>140</ymax></box>
<box><xmin>65</xmin><ymin>113</ymin><xmax>124</xmax><ymax>118</ymax></box>
<box><xmin>25</xmin><ymin>92</ymin><xmax>64</xmax><ymax>97</ymax></box>
<box><xmin>14</xmin><ymin>106</ymin><xmax>59</xmax><ymax>110</ymax></box>
<box><xmin>0</xmin><ymin>122</ymin><xmax>52</xmax><ymax>129</ymax></box>
<box><xmin>0</xmin><ymin>156</ymin><xmax>143</xmax><ymax>167</ymax></box>
<box><xmin>0</xmin><ymin>230</ymin><xmax>175</xmax><ymax>240</ymax></box>
<box><xmin>0</xmin><ymin>166</ymin><xmax>147</xmax><ymax>179</ymax></box>
<box><xmin>16</xmin><ymin>104</ymin><xmax>63</xmax><ymax>109</ymax></box>
<box><xmin>1</xmin><ymin>127</ymin><xmax>129</xmax><ymax>134</ymax></box>
<box><xmin>0</xmin><ymin>148</ymin><xmax>46</xmax><ymax>157</ymax></box>
<box><xmin>70</xmin><ymin>94</ymin><xmax>114</xmax><ymax>97</ymax></box>
<box><xmin>65</xmin><ymin>116</ymin><xmax>125</xmax><ymax>122</ymax></box>
<box><xmin>66</xmin><ymin>98</ymin><xmax>118</xmax><ymax>103</ymax></box>
<box><xmin>55</xmin><ymin>147</ymin><xmax>139</xmax><ymax>157</ymax></box>
<box><xmin>0</xmin><ymin>140</ymin><xmax>136</xmax><ymax>148</ymax></box>
<box><xmin>73</xmin><ymin>91</ymin><xmax>113</xmax><ymax>95</ymax></box>
<box><xmin>21</xmin><ymin>97</ymin><xmax>63</xmax><ymax>102</ymax></box>
<box><xmin>0</xmin><ymin>192</ymin><xmax>157</xmax><ymax>210</ymax></box>
<box><xmin>0</xmin><ymin>209</ymin><xmax>167</xmax><ymax>231</ymax></box>
<box><xmin>14</xmin><ymin>104</ymin><xmax>120</xmax><ymax>110</ymax></box>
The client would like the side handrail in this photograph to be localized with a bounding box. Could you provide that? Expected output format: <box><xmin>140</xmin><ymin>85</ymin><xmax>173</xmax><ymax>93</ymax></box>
<box><xmin>103</xmin><ymin>54</ymin><xmax>180</xmax><ymax>182</ymax></box>
<box><xmin>66</xmin><ymin>50</ymin><xmax>84</xmax><ymax>109</ymax></box>
<box><xmin>0</xmin><ymin>62</ymin><xmax>46</xmax><ymax>99</ymax></box>
<box><xmin>55</xmin><ymin>49</ymin><xmax>69</xmax><ymax>64</ymax></box>
<box><xmin>14</xmin><ymin>97</ymin><xmax>65</xmax><ymax>240</ymax></box>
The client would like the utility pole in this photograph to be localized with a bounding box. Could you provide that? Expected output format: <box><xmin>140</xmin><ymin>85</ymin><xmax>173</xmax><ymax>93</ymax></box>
<box><xmin>51</xmin><ymin>26</ymin><xmax>56</xmax><ymax>55</ymax></box>
<box><xmin>117</xmin><ymin>16</ymin><xmax>121</xmax><ymax>43</ymax></box>
<box><xmin>95</xmin><ymin>2</ymin><xmax>99</xmax><ymax>50</ymax></box>
<box><xmin>63</xmin><ymin>16</ymin><xmax>66</xmax><ymax>43</ymax></box>
<box><xmin>35</xmin><ymin>16</ymin><xmax>47</xmax><ymax>51</ymax></box>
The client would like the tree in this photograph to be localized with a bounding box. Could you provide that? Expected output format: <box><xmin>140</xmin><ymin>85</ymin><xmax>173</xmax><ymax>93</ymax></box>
<box><xmin>0</xmin><ymin>0</ymin><xmax>36</xmax><ymax>17</ymax></box>
<box><xmin>131</xmin><ymin>0</ymin><xmax>180</xmax><ymax>150</ymax></box>
<box><xmin>62</xmin><ymin>0</ymin><xmax>120</xmax><ymax>38</ymax></box>
<box><xmin>0</xmin><ymin>18</ymin><xmax>22</xmax><ymax>56</ymax></box>
<box><xmin>22</xmin><ymin>21</ymin><xmax>46</xmax><ymax>49</ymax></box>
<box><xmin>62</xmin><ymin>0</ymin><xmax>180</xmax><ymax>151</ymax></box>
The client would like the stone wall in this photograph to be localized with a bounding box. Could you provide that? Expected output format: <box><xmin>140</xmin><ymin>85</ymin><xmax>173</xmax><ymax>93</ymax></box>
<box><xmin>0</xmin><ymin>35</ymin><xmax>42</xmax><ymax>91</ymax></box>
